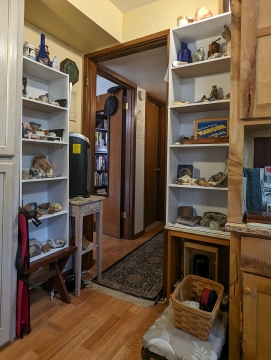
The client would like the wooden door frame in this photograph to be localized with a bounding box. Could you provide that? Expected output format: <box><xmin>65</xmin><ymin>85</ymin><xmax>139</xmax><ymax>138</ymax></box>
<box><xmin>83</xmin><ymin>30</ymin><xmax>169</xmax><ymax>239</ymax></box>
<box><xmin>145</xmin><ymin>93</ymin><xmax>167</xmax><ymax>226</ymax></box>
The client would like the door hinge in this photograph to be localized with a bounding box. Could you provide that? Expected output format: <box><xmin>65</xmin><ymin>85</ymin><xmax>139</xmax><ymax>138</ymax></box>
<box><xmin>121</xmin><ymin>211</ymin><xmax>126</xmax><ymax>219</ymax></box>
<box><xmin>85</xmin><ymin>77</ymin><xmax>90</xmax><ymax>87</ymax></box>
<box><xmin>123</xmin><ymin>102</ymin><xmax>128</xmax><ymax>110</ymax></box>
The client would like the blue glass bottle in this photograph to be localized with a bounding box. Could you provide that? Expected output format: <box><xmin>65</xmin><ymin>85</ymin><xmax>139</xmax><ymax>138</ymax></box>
<box><xmin>36</xmin><ymin>34</ymin><xmax>51</xmax><ymax>66</ymax></box>
<box><xmin>177</xmin><ymin>42</ymin><xmax>191</xmax><ymax>63</ymax></box>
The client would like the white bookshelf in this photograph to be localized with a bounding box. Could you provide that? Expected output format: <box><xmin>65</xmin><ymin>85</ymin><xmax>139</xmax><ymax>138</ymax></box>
<box><xmin>21</xmin><ymin>57</ymin><xmax>70</xmax><ymax>262</ymax></box>
<box><xmin>166</xmin><ymin>13</ymin><xmax>231</xmax><ymax>237</ymax></box>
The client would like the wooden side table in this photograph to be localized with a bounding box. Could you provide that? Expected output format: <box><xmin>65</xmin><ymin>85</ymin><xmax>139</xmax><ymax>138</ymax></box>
<box><xmin>69</xmin><ymin>195</ymin><xmax>104</xmax><ymax>297</ymax></box>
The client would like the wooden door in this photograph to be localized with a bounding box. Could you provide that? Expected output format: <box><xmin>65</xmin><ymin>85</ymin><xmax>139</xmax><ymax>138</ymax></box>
<box><xmin>0</xmin><ymin>0</ymin><xmax>23</xmax><ymax>347</ymax></box>
<box><xmin>96</xmin><ymin>90</ymin><xmax>124</xmax><ymax>237</ymax></box>
<box><xmin>242</xmin><ymin>272</ymin><xmax>271</xmax><ymax>359</ymax></box>
<box><xmin>145</xmin><ymin>100</ymin><xmax>159</xmax><ymax>227</ymax></box>
<box><xmin>240</xmin><ymin>0</ymin><xmax>271</xmax><ymax>119</ymax></box>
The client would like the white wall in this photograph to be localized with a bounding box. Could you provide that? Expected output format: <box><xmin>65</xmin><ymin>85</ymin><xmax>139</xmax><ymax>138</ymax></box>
<box><xmin>24</xmin><ymin>22</ymin><xmax>83</xmax><ymax>134</ymax></box>
<box><xmin>134</xmin><ymin>87</ymin><xmax>146</xmax><ymax>234</ymax></box>
<box><xmin>96</xmin><ymin>76</ymin><xmax>117</xmax><ymax>96</ymax></box>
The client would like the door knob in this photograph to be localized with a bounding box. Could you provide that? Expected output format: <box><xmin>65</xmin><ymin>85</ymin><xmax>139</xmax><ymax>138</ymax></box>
<box><xmin>156</xmin><ymin>168</ymin><xmax>161</xmax><ymax>171</ymax></box>
<box><xmin>244</xmin><ymin>287</ymin><xmax>252</xmax><ymax>295</ymax></box>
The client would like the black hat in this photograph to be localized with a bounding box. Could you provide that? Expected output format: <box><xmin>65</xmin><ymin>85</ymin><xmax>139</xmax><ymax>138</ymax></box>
<box><xmin>104</xmin><ymin>95</ymin><xmax>118</xmax><ymax>116</ymax></box>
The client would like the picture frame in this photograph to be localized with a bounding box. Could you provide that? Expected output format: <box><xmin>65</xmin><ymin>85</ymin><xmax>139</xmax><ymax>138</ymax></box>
<box><xmin>194</xmin><ymin>117</ymin><xmax>228</xmax><ymax>139</ymax></box>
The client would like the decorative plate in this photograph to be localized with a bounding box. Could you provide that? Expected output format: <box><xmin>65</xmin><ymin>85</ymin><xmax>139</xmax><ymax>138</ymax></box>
<box><xmin>60</xmin><ymin>58</ymin><xmax>79</xmax><ymax>85</ymax></box>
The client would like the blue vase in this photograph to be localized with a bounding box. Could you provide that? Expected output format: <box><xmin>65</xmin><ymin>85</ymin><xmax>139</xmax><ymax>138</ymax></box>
<box><xmin>177</xmin><ymin>42</ymin><xmax>191</xmax><ymax>63</ymax></box>
<box><xmin>36</xmin><ymin>34</ymin><xmax>51</xmax><ymax>66</ymax></box>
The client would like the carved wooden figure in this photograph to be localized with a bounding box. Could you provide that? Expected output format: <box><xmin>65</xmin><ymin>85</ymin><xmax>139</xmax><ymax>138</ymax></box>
<box><xmin>221</xmin><ymin>25</ymin><xmax>231</xmax><ymax>56</ymax></box>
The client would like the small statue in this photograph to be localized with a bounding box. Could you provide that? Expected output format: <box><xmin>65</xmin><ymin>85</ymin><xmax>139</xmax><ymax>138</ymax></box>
<box><xmin>210</xmin><ymin>85</ymin><xmax>219</xmax><ymax>100</ymax></box>
<box><xmin>192</xmin><ymin>47</ymin><xmax>205</xmax><ymax>63</ymax></box>
<box><xmin>221</xmin><ymin>25</ymin><xmax>231</xmax><ymax>56</ymax></box>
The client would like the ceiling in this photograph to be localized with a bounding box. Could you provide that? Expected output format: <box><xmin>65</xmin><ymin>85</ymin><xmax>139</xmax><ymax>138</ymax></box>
<box><xmin>100</xmin><ymin>46</ymin><xmax>168</xmax><ymax>101</ymax></box>
<box><xmin>24</xmin><ymin>0</ymin><xmax>120</xmax><ymax>53</ymax></box>
<box><xmin>110</xmin><ymin>0</ymin><xmax>158</xmax><ymax>13</ymax></box>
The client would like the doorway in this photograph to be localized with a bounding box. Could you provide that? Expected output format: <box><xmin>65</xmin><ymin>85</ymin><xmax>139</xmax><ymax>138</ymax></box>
<box><xmin>145</xmin><ymin>94</ymin><xmax>166</xmax><ymax>228</ymax></box>
<box><xmin>83</xmin><ymin>30</ymin><xmax>169</xmax><ymax>239</ymax></box>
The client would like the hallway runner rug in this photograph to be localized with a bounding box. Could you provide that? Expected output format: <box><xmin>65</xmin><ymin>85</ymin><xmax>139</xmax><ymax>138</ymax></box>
<box><xmin>85</xmin><ymin>231</ymin><xmax>164</xmax><ymax>307</ymax></box>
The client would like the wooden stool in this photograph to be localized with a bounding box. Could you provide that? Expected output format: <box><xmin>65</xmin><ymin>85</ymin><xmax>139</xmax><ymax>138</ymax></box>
<box><xmin>23</xmin><ymin>246</ymin><xmax>77</xmax><ymax>304</ymax></box>
<box><xmin>141</xmin><ymin>303</ymin><xmax>228</xmax><ymax>360</ymax></box>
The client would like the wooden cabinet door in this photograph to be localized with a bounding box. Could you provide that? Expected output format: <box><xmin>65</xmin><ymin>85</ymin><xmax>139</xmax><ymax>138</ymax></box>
<box><xmin>242</xmin><ymin>272</ymin><xmax>271</xmax><ymax>359</ymax></box>
<box><xmin>240</xmin><ymin>0</ymin><xmax>271</xmax><ymax>119</ymax></box>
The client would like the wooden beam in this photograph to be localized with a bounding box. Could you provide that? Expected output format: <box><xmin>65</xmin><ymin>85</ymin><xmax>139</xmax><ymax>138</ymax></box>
<box><xmin>84</xmin><ymin>30</ymin><xmax>169</xmax><ymax>62</ymax></box>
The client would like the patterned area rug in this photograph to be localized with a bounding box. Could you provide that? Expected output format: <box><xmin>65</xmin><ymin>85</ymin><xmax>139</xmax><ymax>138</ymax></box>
<box><xmin>85</xmin><ymin>231</ymin><xmax>164</xmax><ymax>307</ymax></box>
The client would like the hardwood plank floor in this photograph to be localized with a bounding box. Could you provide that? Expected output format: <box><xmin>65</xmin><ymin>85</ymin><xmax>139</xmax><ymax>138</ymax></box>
<box><xmin>0</xmin><ymin>224</ymin><xmax>166</xmax><ymax>360</ymax></box>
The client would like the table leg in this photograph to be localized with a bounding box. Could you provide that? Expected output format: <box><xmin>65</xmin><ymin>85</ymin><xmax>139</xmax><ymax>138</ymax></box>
<box><xmin>75</xmin><ymin>208</ymin><xmax>83</xmax><ymax>297</ymax></box>
<box><xmin>50</xmin><ymin>260</ymin><xmax>71</xmax><ymax>304</ymax></box>
<box><xmin>96</xmin><ymin>202</ymin><xmax>103</xmax><ymax>281</ymax></box>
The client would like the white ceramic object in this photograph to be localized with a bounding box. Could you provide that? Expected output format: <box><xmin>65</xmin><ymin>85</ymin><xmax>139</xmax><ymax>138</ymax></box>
<box><xmin>177</xmin><ymin>16</ymin><xmax>188</xmax><ymax>27</ymax></box>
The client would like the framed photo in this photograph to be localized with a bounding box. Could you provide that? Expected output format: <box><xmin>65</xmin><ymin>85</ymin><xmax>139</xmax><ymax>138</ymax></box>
<box><xmin>194</xmin><ymin>118</ymin><xmax>228</xmax><ymax>139</ymax></box>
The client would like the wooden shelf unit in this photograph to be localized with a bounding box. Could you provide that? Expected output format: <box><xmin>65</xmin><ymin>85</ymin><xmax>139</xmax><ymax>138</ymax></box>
<box><xmin>227</xmin><ymin>1</ymin><xmax>271</xmax><ymax>359</ymax></box>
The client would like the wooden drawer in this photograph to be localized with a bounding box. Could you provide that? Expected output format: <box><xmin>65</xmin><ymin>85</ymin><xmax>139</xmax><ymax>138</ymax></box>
<box><xmin>241</xmin><ymin>236</ymin><xmax>271</xmax><ymax>278</ymax></box>
<box><xmin>82</xmin><ymin>201</ymin><xmax>100</xmax><ymax>216</ymax></box>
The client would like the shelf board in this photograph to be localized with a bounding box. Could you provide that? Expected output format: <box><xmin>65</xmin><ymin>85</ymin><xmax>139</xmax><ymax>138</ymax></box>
<box><xmin>172</xmin><ymin>12</ymin><xmax>231</xmax><ymax>42</ymax></box>
<box><xmin>22</xmin><ymin>97</ymin><xmax>68</xmax><ymax>113</ymax></box>
<box><xmin>23</xmin><ymin>56</ymin><xmax>68</xmax><ymax>81</ymax></box>
<box><xmin>95</xmin><ymin>145</ymin><xmax>108</xmax><ymax>151</ymax></box>
<box><xmin>32</xmin><ymin>210</ymin><xmax>68</xmax><ymax>221</ymax></box>
<box><xmin>170</xmin><ymin>143</ymin><xmax>229</xmax><ymax>148</ymax></box>
<box><xmin>171</xmin><ymin>56</ymin><xmax>231</xmax><ymax>79</ymax></box>
<box><xmin>22</xmin><ymin>138</ymin><xmax>68</xmax><ymax>145</ymax></box>
<box><xmin>29</xmin><ymin>244</ymin><xmax>69</xmax><ymax>263</ymax></box>
<box><xmin>95</xmin><ymin>128</ymin><xmax>108</xmax><ymax>132</ymax></box>
<box><xmin>170</xmin><ymin>99</ymin><xmax>230</xmax><ymax>114</ymax></box>
<box><xmin>169</xmin><ymin>184</ymin><xmax>228</xmax><ymax>191</ymax></box>
<box><xmin>81</xmin><ymin>241</ymin><xmax>98</xmax><ymax>255</ymax></box>
<box><xmin>22</xmin><ymin>176</ymin><xmax>68</xmax><ymax>183</ymax></box>
<box><xmin>225</xmin><ymin>222</ymin><xmax>271</xmax><ymax>237</ymax></box>
<box><xmin>165</xmin><ymin>222</ymin><xmax>230</xmax><ymax>240</ymax></box>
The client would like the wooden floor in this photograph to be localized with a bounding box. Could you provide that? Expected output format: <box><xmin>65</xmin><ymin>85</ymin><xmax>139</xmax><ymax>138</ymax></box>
<box><xmin>0</xmin><ymin>224</ymin><xmax>166</xmax><ymax>360</ymax></box>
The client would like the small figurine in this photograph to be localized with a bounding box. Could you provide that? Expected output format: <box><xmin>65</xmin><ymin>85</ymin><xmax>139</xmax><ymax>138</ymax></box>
<box><xmin>192</xmin><ymin>47</ymin><xmax>205</xmax><ymax>63</ymax></box>
<box><xmin>210</xmin><ymin>85</ymin><xmax>219</xmax><ymax>100</ymax></box>
<box><xmin>221</xmin><ymin>25</ymin><xmax>231</xmax><ymax>56</ymax></box>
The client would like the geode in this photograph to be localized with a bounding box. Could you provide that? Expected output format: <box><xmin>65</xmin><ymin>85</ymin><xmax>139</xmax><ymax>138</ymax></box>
<box><xmin>51</xmin><ymin>203</ymin><xmax>62</xmax><ymax>212</ymax></box>
<box><xmin>29</xmin><ymin>167</ymin><xmax>46</xmax><ymax>179</ymax></box>
<box><xmin>29</xmin><ymin>244</ymin><xmax>41</xmax><ymax>258</ymax></box>
<box><xmin>46</xmin><ymin>239</ymin><xmax>65</xmax><ymax>248</ymax></box>
<box><xmin>41</xmin><ymin>244</ymin><xmax>51</xmax><ymax>253</ymax></box>
<box><xmin>200</xmin><ymin>212</ymin><xmax>227</xmax><ymax>228</ymax></box>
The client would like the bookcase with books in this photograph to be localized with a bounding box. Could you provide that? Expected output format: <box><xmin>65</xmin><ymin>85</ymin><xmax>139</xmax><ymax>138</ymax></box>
<box><xmin>94</xmin><ymin>112</ymin><xmax>109</xmax><ymax>196</ymax></box>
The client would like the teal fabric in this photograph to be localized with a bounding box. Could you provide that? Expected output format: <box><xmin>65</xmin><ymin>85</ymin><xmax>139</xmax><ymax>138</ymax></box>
<box><xmin>243</xmin><ymin>168</ymin><xmax>262</xmax><ymax>211</ymax></box>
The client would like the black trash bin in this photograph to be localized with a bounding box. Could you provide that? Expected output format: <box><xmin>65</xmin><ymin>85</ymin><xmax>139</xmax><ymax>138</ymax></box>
<box><xmin>193</xmin><ymin>254</ymin><xmax>209</xmax><ymax>279</ymax></box>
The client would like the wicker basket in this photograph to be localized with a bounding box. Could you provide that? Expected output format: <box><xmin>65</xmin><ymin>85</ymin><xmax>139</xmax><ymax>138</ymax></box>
<box><xmin>172</xmin><ymin>274</ymin><xmax>224</xmax><ymax>341</ymax></box>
